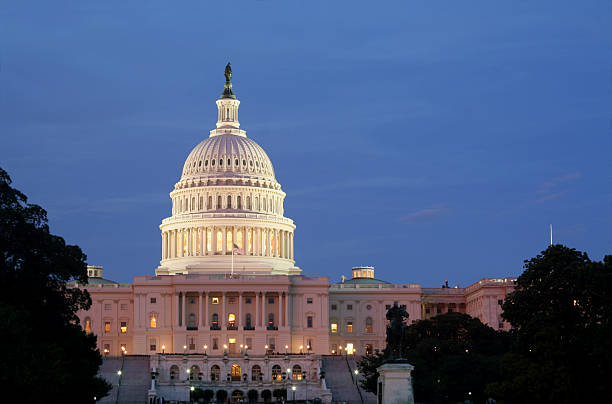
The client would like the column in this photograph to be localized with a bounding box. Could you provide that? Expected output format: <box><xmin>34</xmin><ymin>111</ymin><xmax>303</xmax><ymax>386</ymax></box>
<box><xmin>255</xmin><ymin>291</ymin><xmax>260</xmax><ymax>327</ymax></box>
<box><xmin>198</xmin><ymin>292</ymin><xmax>203</xmax><ymax>328</ymax></box>
<box><xmin>262</xmin><ymin>293</ymin><xmax>266</xmax><ymax>328</ymax></box>
<box><xmin>278</xmin><ymin>293</ymin><xmax>282</xmax><ymax>328</ymax></box>
<box><xmin>162</xmin><ymin>232</ymin><xmax>166</xmax><ymax>259</ymax></box>
<box><xmin>238</xmin><ymin>292</ymin><xmax>243</xmax><ymax>328</ymax></box>
<box><xmin>222</xmin><ymin>227</ymin><xmax>227</xmax><ymax>254</ymax></box>
<box><xmin>204</xmin><ymin>292</ymin><xmax>209</xmax><ymax>328</ymax></box>
<box><xmin>290</xmin><ymin>233</ymin><xmax>293</xmax><ymax>259</ymax></box>
<box><xmin>233</xmin><ymin>227</ymin><xmax>237</xmax><ymax>251</ymax></box>
<box><xmin>242</xmin><ymin>227</ymin><xmax>248</xmax><ymax>255</ymax></box>
<box><xmin>201</xmin><ymin>227</ymin><xmax>206</xmax><ymax>256</ymax></box>
<box><xmin>181</xmin><ymin>292</ymin><xmax>186</xmax><ymax>329</ymax></box>
<box><xmin>176</xmin><ymin>293</ymin><xmax>180</xmax><ymax>327</ymax></box>
<box><xmin>221</xmin><ymin>292</ymin><xmax>226</xmax><ymax>328</ymax></box>
<box><xmin>284</xmin><ymin>291</ymin><xmax>289</xmax><ymax>328</ymax></box>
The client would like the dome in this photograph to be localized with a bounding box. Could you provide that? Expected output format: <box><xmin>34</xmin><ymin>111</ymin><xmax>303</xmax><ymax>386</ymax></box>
<box><xmin>181</xmin><ymin>134</ymin><xmax>276</xmax><ymax>183</ymax></box>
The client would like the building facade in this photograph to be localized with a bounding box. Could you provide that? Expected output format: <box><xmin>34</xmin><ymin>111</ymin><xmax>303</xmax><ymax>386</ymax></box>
<box><xmin>76</xmin><ymin>66</ymin><xmax>515</xmax><ymax>363</ymax></box>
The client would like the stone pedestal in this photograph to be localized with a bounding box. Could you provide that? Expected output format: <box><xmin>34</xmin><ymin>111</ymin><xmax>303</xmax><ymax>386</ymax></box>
<box><xmin>376</xmin><ymin>362</ymin><xmax>414</xmax><ymax>404</ymax></box>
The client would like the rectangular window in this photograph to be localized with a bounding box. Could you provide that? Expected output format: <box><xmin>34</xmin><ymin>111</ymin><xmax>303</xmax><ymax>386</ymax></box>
<box><xmin>189</xmin><ymin>337</ymin><xmax>196</xmax><ymax>350</ymax></box>
<box><xmin>347</xmin><ymin>304</ymin><xmax>353</xmax><ymax>310</ymax></box>
<box><xmin>425</xmin><ymin>307</ymin><xmax>431</xmax><ymax>314</ymax></box>
<box><xmin>331</xmin><ymin>304</ymin><xmax>337</xmax><ymax>311</ymax></box>
<box><xmin>150</xmin><ymin>297</ymin><xmax>157</xmax><ymax>304</ymax></box>
<box><xmin>498</xmin><ymin>299</ymin><xmax>503</xmax><ymax>305</ymax></box>
<box><xmin>150</xmin><ymin>339</ymin><xmax>157</xmax><ymax>352</ymax></box>
<box><xmin>307</xmin><ymin>298</ymin><xmax>313</xmax><ymax>304</ymax></box>
<box><xmin>120</xmin><ymin>303</ymin><xmax>127</xmax><ymax>311</ymax></box>
<box><xmin>385</xmin><ymin>304</ymin><xmax>391</xmax><ymax>310</ymax></box>
<box><xmin>330</xmin><ymin>323</ymin><xmax>338</xmax><ymax>333</ymax></box>
<box><xmin>448</xmin><ymin>308</ymin><xmax>454</xmax><ymax>313</ymax></box>
<box><xmin>268</xmin><ymin>297</ymin><xmax>274</xmax><ymax>304</ymax></box>
<box><xmin>347</xmin><ymin>321</ymin><xmax>353</xmax><ymax>333</ymax></box>
<box><xmin>331</xmin><ymin>344</ymin><xmax>337</xmax><ymax>353</ymax></box>
<box><xmin>212</xmin><ymin>297</ymin><xmax>219</xmax><ymax>304</ymax></box>
<box><xmin>246</xmin><ymin>338</ymin><xmax>252</xmax><ymax>348</ymax></box>
<box><xmin>103</xmin><ymin>344</ymin><xmax>111</xmax><ymax>354</ymax></box>
<box><xmin>104</xmin><ymin>321</ymin><xmax>111</xmax><ymax>333</ymax></box>
<box><xmin>245</xmin><ymin>298</ymin><xmax>252</xmax><ymax>304</ymax></box>
<box><xmin>307</xmin><ymin>316</ymin><xmax>313</xmax><ymax>328</ymax></box>
<box><xmin>104</xmin><ymin>304</ymin><xmax>111</xmax><ymax>311</ymax></box>
<box><xmin>212</xmin><ymin>338</ymin><xmax>219</xmax><ymax>350</ymax></box>
<box><xmin>120</xmin><ymin>321</ymin><xmax>127</xmax><ymax>333</ymax></box>
<box><xmin>120</xmin><ymin>344</ymin><xmax>127</xmax><ymax>354</ymax></box>
<box><xmin>268</xmin><ymin>338</ymin><xmax>275</xmax><ymax>350</ymax></box>
<box><xmin>228</xmin><ymin>297</ymin><xmax>236</xmax><ymax>304</ymax></box>
<box><xmin>436</xmin><ymin>307</ymin><xmax>442</xmax><ymax>314</ymax></box>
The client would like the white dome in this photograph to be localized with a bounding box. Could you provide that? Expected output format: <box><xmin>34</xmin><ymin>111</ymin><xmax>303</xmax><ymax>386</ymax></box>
<box><xmin>181</xmin><ymin>134</ymin><xmax>276</xmax><ymax>182</ymax></box>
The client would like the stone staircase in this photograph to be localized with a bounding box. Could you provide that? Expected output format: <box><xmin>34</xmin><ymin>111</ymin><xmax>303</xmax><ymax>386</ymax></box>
<box><xmin>322</xmin><ymin>356</ymin><xmax>377</xmax><ymax>404</ymax></box>
<box><xmin>98</xmin><ymin>356</ymin><xmax>150</xmax><ymax>404</ymax></box>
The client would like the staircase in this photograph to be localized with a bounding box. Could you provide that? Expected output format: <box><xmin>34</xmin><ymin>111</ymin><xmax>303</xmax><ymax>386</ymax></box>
<box><xmin>346</xmin><ymin>359</ymin><xmax>377</xmax><ymax>404</ymax></box>
<box><xmin>98</xmin><ymin>356</ymin><xmax>150</xmax><ymax>404</ymax></box>
<box><xmin>322</xmin><ymin>356</ymin><xmax>366</xmax><ymax>404</ymax></box>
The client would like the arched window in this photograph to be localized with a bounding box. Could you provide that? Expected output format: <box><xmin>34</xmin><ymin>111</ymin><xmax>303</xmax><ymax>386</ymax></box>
<box><xmin>231</xmin><ymin>364</ymin><xmax>241</xmax><ymax>381</ymax></box>
<box><xmin>246</xmin><ymin>196</ymin><xmax>251</xmax><ymax>210</ymax></box>
<box><xmin>252</xmin><ymin>365</ymin><xmax>262</xmax><ymax>381</ymax></box>
<box><xmin>170</xmin><ymin>365</ymin><xmax>179</xmax><ymax>380</ymax></box>
<box><xmin>227</xmin><ymin>195</ymin><xmax>232</xmax><ymax>209</ymax></box>
<box><xmin>84</xmin><ymin>317</ymin><xmax>91</xmax><ymax>334</ymax></box>
<box><xmin>217</xmin><ymin>195</ymin><xmax>222</xmax><ymax>209</ymax></box>
<box><xmin>227</xmin><ymin>158</ymin><xmax>231</xmax><ymax>166</ymax></box>
<box><xmin>149</xmin><ymin>313</ymin><xmax>157</xmax><ymax>329</ymax></box>
<box><xmin>365</xmin><ymin>317</ymin><xmax>373</xmax><ymax>333</ymax></box>
<box><xmin>237</xmin><ymin>195</ymin><xmax>241</xmax><ymax>209</ymax></box>
<box><xmin>263</xmin><ymin>198</ymin><xmax>267</xmax><ymax>211</ymax></box>
<box><xmin>292</xmin><ymin>365</ymin><xmax>302</xmax><ymax>380</ymax></box>
<box><xmin>191</xmin><ymin>197</ymin><xmax>195</xmax><ymax>210</ymax></box>
<box><xmin>190</xmin><ymin>365</ymin><xmax>201</xmax><ymax>381</ymax></box>
<box><xmin>211</xmin><ymin>365</ymin><xmax>221</xmax><ymax>381</ymax></box>
<box><xmin>272</xmin><ymin>365</ymin><xmax>282</xmax><ymax>380</ymax></box>
<box><xmin>255</xmin><ymin>197</ymin><xmax>259</xmax><ymax>210</ymax></box>
<box><xmin>207</xmin><ymin>196</ymin><xmax>212</xmax><ymax>209</ymax></box>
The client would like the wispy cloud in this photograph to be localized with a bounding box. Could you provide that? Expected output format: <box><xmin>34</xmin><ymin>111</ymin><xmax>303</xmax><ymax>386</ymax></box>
<box><xmin>401</xmin><ymin>204</ymin><xmax>447</xmax><ymax>224</ymax></box>
<box><xmin>536</xmin><ymin>172</ymin><xmax>581</xmax><ymax>196</ymax></box>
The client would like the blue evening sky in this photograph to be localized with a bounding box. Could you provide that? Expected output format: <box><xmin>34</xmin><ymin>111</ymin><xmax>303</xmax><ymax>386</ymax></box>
<box><xmin>1</xmin><ymin>1</ymin><xmax>611</xmax><ymax>286</ymax></box>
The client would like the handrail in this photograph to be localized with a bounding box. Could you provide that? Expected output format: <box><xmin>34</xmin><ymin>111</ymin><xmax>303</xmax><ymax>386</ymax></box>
<box><xmin>115</xmin><ymin>354</ymin><xmax>126</xmax><ymax>404</ymax></box>
<box><xmin>344</xmin><ymin>356</ymin><xmax>364</xmax><ymax>404</ymax></box>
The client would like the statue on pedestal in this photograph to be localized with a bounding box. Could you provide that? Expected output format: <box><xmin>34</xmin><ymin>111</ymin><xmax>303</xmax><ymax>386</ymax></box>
<box><xmin>385</xmin><ymin>302</ymin><xmax>409</xmax><ymax>361</ymax></box>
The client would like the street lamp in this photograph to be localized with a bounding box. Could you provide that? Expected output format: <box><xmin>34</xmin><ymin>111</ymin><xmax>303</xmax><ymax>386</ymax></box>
<box><xmin>299</xmin><ymin>345</ymin><xmax>303</xmax><ymax>354</ymax></box>
<box><xmin>183</xmin><ymin>345</ymin><xmax>187</xmax><ymax>353</ymax></box>
<box><xmin>161</xmin><ymin>345</ymin><xmax>166</xmax><ymax>354</ymax></box>
<box><xmin>117</xmin><ymin>370</ymin><xmax>122</xmax><ymax>376</ymax></box>
<box><xmin>203</xmin><ymin>344</ymin><xmax>208</xmax><ymax>355</ymax></box>
<box><xmin>190</xmin><ymin>386</ymin><xmax>195</xmax><ymax>392</ymax></box>
<box><xmin>291</xmin><ymin>385</ymin><xmax>296</xmax><ymax>404</ymax></box>
<box><xmin>353</xmin><ymin>369</ymin><xmax>359</xmax><ymax>385</ymax></box>
<box><xmin>285</xmin><ymin>344</ymin><xmax>289</xmax><ymax>354</ymax></box>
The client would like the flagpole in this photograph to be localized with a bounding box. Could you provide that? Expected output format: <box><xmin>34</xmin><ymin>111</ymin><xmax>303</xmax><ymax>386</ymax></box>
<box><xmin>231</xmin><ymin>248</ymin><xmax>234</xmax><ymax>277</ymax></box>
<box><xmin>550</xmin><ymin>224</ymin><xmax>553</xmax><ymax>246</ymax></box>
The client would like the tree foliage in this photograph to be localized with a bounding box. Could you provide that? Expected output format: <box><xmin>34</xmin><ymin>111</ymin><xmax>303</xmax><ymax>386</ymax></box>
<box><xmin>0</xmin><ymin>167</ymin><xmax>110</xmax><ymax>402</ymax></box>
<box><xmin>358</xmin><ymin>312</ymin><xmax>510</xmax><ymax>403</ymax></box>
<box><xmin>487</xmin><ymin>245</ymin><xmax>612</xmax><ymax>403</ymax></box>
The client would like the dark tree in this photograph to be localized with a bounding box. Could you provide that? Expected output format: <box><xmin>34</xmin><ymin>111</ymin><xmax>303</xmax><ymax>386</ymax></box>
<box><xmin>487</xmin><ymin>245</ymin><xmax>612</xmax><ymax>403</ymax></box>
<box><xmin>203</xmin><ymin>389</ymin><xmax>215</xmax><ymax>402</ymax></box>
<box><xmin>216</xmin><ymin>389</ymin><xmax>228</xmax><ymax>402</ymax></box>
<box><xmin>0</xmin><ymin>168</ymin><xmax>110</xmax><ymax>402</ymax></box>
<box><xmin>358</xmin><ymin>312</ymin><xmax>511</xmax><ymax>403</ymax></box>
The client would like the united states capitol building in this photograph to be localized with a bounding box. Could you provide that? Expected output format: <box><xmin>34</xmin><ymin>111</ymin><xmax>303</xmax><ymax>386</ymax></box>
<box><xmin>76</xmin><ymin>65</ymin><xmax>515</xmax><ymax>402</ymax></box>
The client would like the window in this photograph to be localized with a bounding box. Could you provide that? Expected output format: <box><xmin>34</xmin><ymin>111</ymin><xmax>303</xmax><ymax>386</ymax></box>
<box><xmin>330</xmin><ymin>323</ymin><xmax>338</xmax><ymax>333</ymax></box>
<box><xmin>246</xmin><ymin>338</ymin><xmax>252</xmax><ymax>348</ymax></box>
<box><xmin>268</xmin><ymin>338</ymin><xmax>275</xmax><ymax>350</ymax></box>
<box><xmin>84</xmin><ymin>318</ymin><xmax>91</xmax><ymax>334</ymax></box>
<box><xmin>104</xmin><ymin>321</ymin><xmax>111</xmax><ymax>333</ymax></box>
<box><xmin>365</xmin><ymin>317</ymin><xmax>373</xmax><ymax>333</ymax></box>
<box><xmin>268</xmin><ymin>297</ymin><xmax>274</xmax><ymax>304</ymax></box>
<box><xmin>120</xmin><ymin>304</ymin><xmax>127</xmax><ymax>310</ymax></box>
<box><xmin>228</xmin><ymin>313</ymin><xmax>236</xmax><ymax>327</ymax></box>
<box><xmin>307</xmin><ymin>339</ymin><xmax>313</xmax><ymax>350</ymax></box>
<box><xmin>400</xmin><ymin>304</ymin><xmax>406</xmax><ymax>310</ymax></box>
<box><xmin>272</xmin><ymin>365</ymin><xmax>282</xmax><ymax>380</ymax></box>
<box><xmin>268</xmin><ymin>313</ymin><xmax>275</xmax><ymax>326</ymax></box>
<box><xmin>347</xmin><ymin>304</ymin><xmax>353</xmax><ymax>310</ymax></box>
<box><xmin>150</xmin><ymin>339</ymin><xmax>157</xmax><ymax>352</ymax></box>
<box><xmin>498</xmin><ymin>299</ymin><xmax>503</xmax><ymax>305</ymax></box>
<box><xmin>189</xmin><ymin>298</ymin><xmax>195</xmax><ymax>304</ymax></box>
<box><xmin>425</xmin><ymin>308</ymin><xmax>431</xmax><ymax>314</ymax></box>
<box><xmin>120</xmin><ymin>343</ymin><xmax>127</xmax><ymax>354</ymax></box>
<box><xmin>212</xmin><ymin>338</ymin><xmax>219</xmax><ymax>350</ymax></box>
<box><xmin>235</xmin><ymin>159</ymin><xmax>239</xmax><ymax>166</ymax></box>
<box><xmin>120</xmin><ymin>321</ymin><xmax>127</xmax><ymax>333</ymax></box>
<box><xmin>245</xmin><ymin>297</ymin><xmax>252</xmax><ymax>304</ymax></box>
<box><xmin>385</xmin><ymin>304</ymin><xmax>391</xmax><ymax>310</ymax></box>
<box><xmin>292</xmin><ymin>365</ymin><xmax>302</xmax><ymax>380</ymax></box>
<box><xmin>104</xmin><ymin>304</ymin><xmax>111</xmax><ymax>311</ymax></box>
<box><xmin>307</xmin><ymin>298</ymin><xmax>313</xmax><ymax>304</ymax></box>
<box><xmin>252</xmin><ymin>365</ymin><xmax>262</xmax><ymax>381</ymax></box>
<box><xmin>448</xmin><ymin>308</ymin><xmax>454</xmax><ymax>313</ymax></box>
<box><xmin>212</xmin><ymin>297</ymin><xmax>219</xmax><ymax>304</ymax></box>
<box><xmin>150</xmin><ymin>314</ymin><xmax>157</xmax><ymax>328</ymax></box>
<box><xmin>170</xmin><ymin>365</ymin><xmax>179</xmax><ymax>380</ymax></box>
<box><xmin>212</xmin><ymin>313</ymin><xmax>219</xmax><ymax>326</ymax></box>
<box><xmin>307</xmin><ymin>316</ymin><xmax>313</xmax><ymax>328</ymax></box>
<box><xmin>436</xmin><ymin>307</ymin><xmax>442</xmax><ymax>314</ymax></box>
<box><xmin>246</xmin><ymin>313</ymin><xmax>252</xmax><ymax>328</ymax></box>
<box><xmin>331</xmin><ymin>304</ymin><xmax>337</xmax><ymax>311</ymax></box>
<box><xmin>189</xmin><ymin>336</ymin><xmax>196</xmax><ymax>350</ymax></box>
<box><xmin>347</xmin><ymin>321</ymin><xmax>353</xmax><ymax>333</ymax></box>
<box><xmin>103</xmin><ymin>344</ymin><xmax>110</xmax><ymax>355</ymax></box>
<box><xmin>150</xmin><ymin>297</ymin><xmax>157</xmax><ymax>304</ymax></box>
<box><xmin>211</xmin><ymin>365</ymin><xmax>220</xmax><ymax>381</ymax></box>
<box><xmin>231</xmin><ymin>364</ymin><xmax>241</xmax><ymax>381</ymax></box>
<box><xmin>227</xmin><ymin>195</ymin><xmax>232</xmax><ymax>209</ymax></box>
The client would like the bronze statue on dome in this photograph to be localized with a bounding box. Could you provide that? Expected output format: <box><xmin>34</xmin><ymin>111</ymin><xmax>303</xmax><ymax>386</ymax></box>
<box><xmin>385</xmin><ymin>302</ymin><xmax>409</xmax><ymax>361</ymax></box>
<box><xmin>224</xmin><ymin>62</ymin><xmax>232</xmax><ymax>82</ymax></box>
<box><xmin>220</xmin><ymin>62</ymin><xmax>236</xmax><ymax>99</ymax></box>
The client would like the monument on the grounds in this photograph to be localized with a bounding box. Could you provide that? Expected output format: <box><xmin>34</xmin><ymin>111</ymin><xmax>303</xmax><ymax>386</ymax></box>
<box><xmin>376</xmin><ymin>302</ymin><xmax>415</xmax><ymax>404</ymax></box>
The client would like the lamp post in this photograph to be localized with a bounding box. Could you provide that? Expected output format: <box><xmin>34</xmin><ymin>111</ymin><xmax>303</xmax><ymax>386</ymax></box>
<box><xmin>285</xmin><ymin>344</ymin><xmax>289</xmax><ymax>354</ymax></box>
<box><xmin>203</xmin><ymin>344</ymin><xmax>208</xmax><ymax>355</ymax></box>
<box><xmin>291</xmin><ymin>385</ymin><xmax>296</xmax><ymax>404</ymax></box>
<box><xmin>353</xmin><ymin>369</ymin><xmax>359</xmax><ymax>386</ymax></box>
<box><xmin>183</xmin><ymin>344</ymin><xmax>187</xmax><ymax>353</ymax></box>
<box><xmin>161</xmin><ymin>345</ymin><xmax>166</xmax><ymax>354</ymax></box>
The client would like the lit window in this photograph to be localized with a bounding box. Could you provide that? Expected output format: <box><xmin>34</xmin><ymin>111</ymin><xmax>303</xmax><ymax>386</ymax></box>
<box><xmin>104</xmin><ymin>321</ymin><xmax>111</xmax><ymax>333</ymax></box>
<box><xmin>365</xmin><ymin>317</ymin><xmax>373</xmax><ymax>333</ymax></box>
<box><xmin>347</xmin><ymin>322</ymin><xmax>353</xmax><ymax>333</ymax></box>
<box><xmin>228</xmin><ymin>337</ymin><xmax>237</xmax><ymax>344</ymax></box>
<box><xmin>331</xmin><ymin>323</ymin><xmax>338</xmax><ymax>333</ymax></box>
<box><xmin>216</xmin><ymin>230</ymin><xmax>222</xmax><ymax>252</ymax></box>
<box><xmin>120</xmin><ymin>344</ymin><xmax>127</xmax><ymax>353</ymax></box>
<box><xmin>84</xmin><ymin>318</ymin><xmax>91</xmax><ymax>334</ymax></box>
<box><xmin>226</xmin><ymin>230</ymin><xmax>233</xmax><ymax>253</ymax></box>
<box><xmin>206</xmin><ymin>228</ymin><xmax>212</xmax><ymax>252</ymax></box>
<box><xmin>120</xmin><ymin>321</ymin><xmax>127</xmax><ymax>333</ymax></box>
<box><xmin>228</xmin><ymin>313</ymin><xmax>236</xmax><ymax>326</ymax></box>
<box><xmin>150</xmin><ymin>315</ymin><xmax>157</xmax><ymax>329</ymax></box>
<box><xmin>212</xmin><ymin>297</ymin><xmax>219</xmax><ymax>304</ymax></box>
